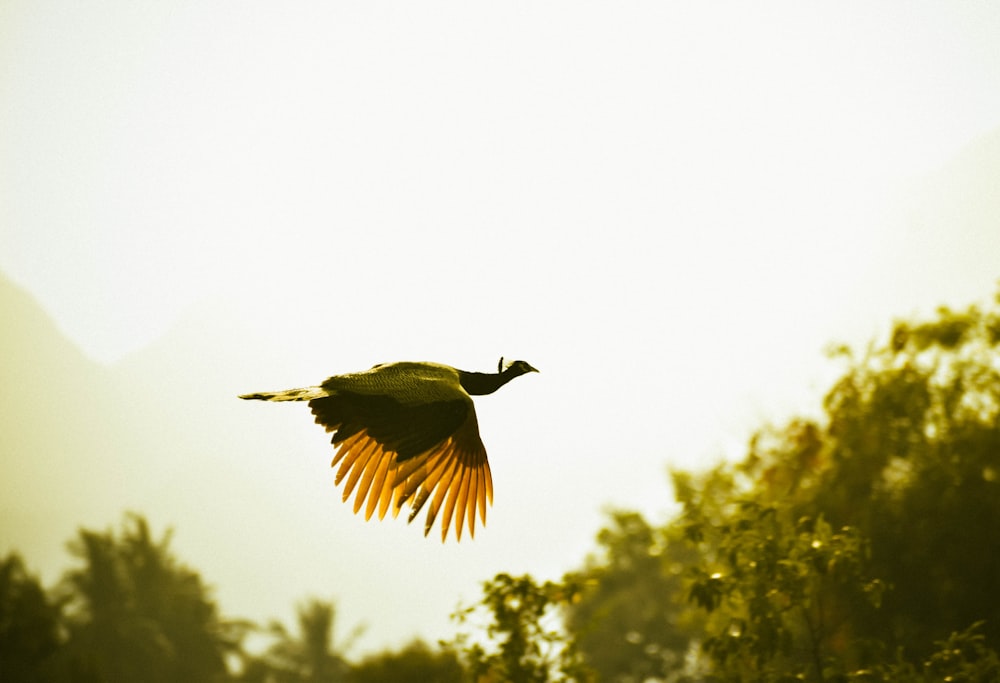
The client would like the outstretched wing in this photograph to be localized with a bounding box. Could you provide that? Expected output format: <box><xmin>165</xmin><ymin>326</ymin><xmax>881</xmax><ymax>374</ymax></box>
<box><xmin>308</xmin><ymin>392</ymin><xmax>493</xmax><ymax>541</ymax></box>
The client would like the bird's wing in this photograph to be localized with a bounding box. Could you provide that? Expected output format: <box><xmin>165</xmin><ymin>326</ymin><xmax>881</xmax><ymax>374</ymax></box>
<box><xmin>308</xmin><ymin>392</ymin><xmax>492</xmax><ymax>541</ymax></box>
<box><xmin>392</xmin><ymin>411</ymin><xmax>493</xmax><ymax>541</ymax></box>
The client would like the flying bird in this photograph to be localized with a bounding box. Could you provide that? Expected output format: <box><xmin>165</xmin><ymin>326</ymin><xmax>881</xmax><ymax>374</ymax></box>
<box><xmin>240</xmin><ymin>358</ymin><xmax>538</xmax><ymax>541</ymax></box>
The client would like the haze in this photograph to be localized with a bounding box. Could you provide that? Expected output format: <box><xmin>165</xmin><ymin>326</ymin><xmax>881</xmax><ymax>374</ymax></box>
<box><xmin>2</xmin><ymin>1</ymin><xmax>1000</xmax><ymax>654</ymax></box>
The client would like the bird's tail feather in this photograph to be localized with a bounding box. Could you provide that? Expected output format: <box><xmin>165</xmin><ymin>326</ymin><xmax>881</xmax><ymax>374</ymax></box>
<box><xmin>239</xmin><ymin>386</ymin><xmax>328</xmax><ymax>402</ymax></box>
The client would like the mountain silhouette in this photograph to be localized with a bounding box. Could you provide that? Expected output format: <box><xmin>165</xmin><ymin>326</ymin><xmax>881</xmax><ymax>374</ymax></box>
<box><xmin>0</xmin><ymin>275</ymin><xmax>311</xmax><ymax>592</ymax></box>
<box><xmin>0</xmin><ymin>274</ymin><xmax>431</xmax><ymax>647</ymax></box>
<box><xmin>0</xmin><ymin>275</ymin><xmax>127</xmax><ymax>577</ymax></box>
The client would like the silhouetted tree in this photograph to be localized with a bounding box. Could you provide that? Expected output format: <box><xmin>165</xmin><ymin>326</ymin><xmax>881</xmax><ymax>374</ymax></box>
<box><xmin>59</xmin><ymin>513</ymin><xmax>239</xmax><ymax>682</ymax></box>
<box><xmin>810</xmin><ymin>300</ymin><xmax>1000</xmax><ymax>656</ymax></box>
<box><xmin>860</xmin><ymin>622</ymin><xmax>1000</xmax><ymax>682</ymax></box>
<box><xmin>563</xmin><ymin>510</ymin><xmax>703</xmax><ymax>682</ymax></box>
<box><xmin>0</xmin><ymin>553</ymin><xmax>63</xmax><ymax>682</ymax></box>
<box><xmin>243</xmin><ymin>598</ymin><xmax>359</xmax><ymax>682</ymax></box>
<box><xmin>674</xmin><ymin>294</ymin><xmax>1000</xmax><ymax>679</ymax></box>
<box><xmin>680</xmin><ymin>482</ymin><xmax>884</xmax><ymax>680</ymax></box>
<box><xmin>450</xmin><ymin>573</ymin><xmax>592</xmax><ymax>683</ymax></box>
<box><xmin>349</xmin><ymin>639</ymin><xmax>463</xmax><ymax>683</ymax></box>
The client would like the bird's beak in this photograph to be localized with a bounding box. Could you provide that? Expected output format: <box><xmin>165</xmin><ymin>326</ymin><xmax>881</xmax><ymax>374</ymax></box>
<box><xmin>528</xmin><ymin>364</ymin><xmax>539</xmax><ymax>373</ymax></box>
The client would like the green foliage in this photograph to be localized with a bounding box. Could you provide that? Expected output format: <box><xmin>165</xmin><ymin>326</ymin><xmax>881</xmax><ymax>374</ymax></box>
<box><xmin>450</xmin><ymin>573</ymin><xmax>591</xmax><ymax>682</ymax></box>
<box><xmin>674</xmin><ymin>295</ymin><xmax>1000</xmax><ymax>679</ymax></box>
<box><xmin>349</xmin><ymin>639</ymin><xmax>463</xmax><ymax>683</ymax></box>
<box><xmin>0</xmin><ymin>553</ymin><xmax>63</xmax><ymax>681</ymax></box>
<box><xmin>59</xmin><ymin>513</ymin><xmax>241</xmax><ymax>682</ymax></box>
<box><xmin>681</xmin><ymin>489</ymin><xmax>884</xmax><ymax>680</ymax></box>
<box><xmin>440</xmin><ymin>294</ymin><xmax>1000</xmax><ymax>682</ymax></box>
<box><xmin>919</xmin><ymin>623</ymin><xmax>1000</xmax><ymax>683</ymax></box>
<box><xmin>806</xmin><ymin>300</ymin><xmax>1000</xmax><ymax>655</ymax></box>
<box><xmin>851</xmin><ymin>623</ymin><xmax>1000</xmax><ymax>683</ymax></box>
<box><xmin>563</xmin><ymin>510</ymin><xmax>702</xmax><ymax>682</ymax></box>
<box><xmin>240</xmin><ymin>598</ymin><xmax>360</xmax><ymax>683</ymax></box>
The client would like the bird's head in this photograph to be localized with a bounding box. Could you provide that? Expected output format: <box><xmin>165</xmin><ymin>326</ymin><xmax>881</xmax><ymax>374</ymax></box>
<box><xmin>498</xmin><ymin>357</ymin><xmax>539</xmax><ymax>376</ymax></box>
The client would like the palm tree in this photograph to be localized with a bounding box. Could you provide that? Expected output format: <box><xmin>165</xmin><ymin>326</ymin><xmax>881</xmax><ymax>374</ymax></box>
<box><xmin>60</xmin><ymin>513</ymin><xmax>237</xmax><ymax>682</ymax></box>
<box><xmin>248</xmin><ymin>598</ymin><xmax>362</xmax><ymax>682</ymax></box>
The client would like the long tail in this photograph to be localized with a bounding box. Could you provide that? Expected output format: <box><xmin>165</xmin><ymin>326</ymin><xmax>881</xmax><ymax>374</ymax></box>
<box><xmin>239</xmin><ymin>386</ymin><xmax>329</xmax><ymax>402</ymax></box>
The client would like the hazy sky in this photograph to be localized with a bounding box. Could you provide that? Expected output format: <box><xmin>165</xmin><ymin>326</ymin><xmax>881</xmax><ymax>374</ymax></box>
<box><xmin>3</xmin><ymin>0</ymin><xmax>1000</xmax><ymax>655</ymax></box>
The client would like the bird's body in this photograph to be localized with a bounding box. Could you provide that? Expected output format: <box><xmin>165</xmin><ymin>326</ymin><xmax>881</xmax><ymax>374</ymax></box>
<box><xmin>240</xmin><ymin>359</ymin><xmax>537</xmax><ymax>541</ymax></box>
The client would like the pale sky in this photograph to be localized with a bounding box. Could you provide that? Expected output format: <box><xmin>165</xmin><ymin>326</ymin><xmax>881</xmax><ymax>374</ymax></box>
<box><xmin>3</xmin><ymin>0</ymin><xmax>1000</xmax><ymax>656</ymax></box>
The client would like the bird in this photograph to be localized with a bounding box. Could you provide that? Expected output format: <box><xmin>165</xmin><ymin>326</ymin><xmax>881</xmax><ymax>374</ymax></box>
<box><xmin>240</xmin><ymin>358</ymin><xmax>538</xmax><ymax>541</ymax></box>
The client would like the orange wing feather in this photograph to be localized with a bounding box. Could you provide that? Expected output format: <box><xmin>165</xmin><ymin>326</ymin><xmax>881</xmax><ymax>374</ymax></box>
<box><xmin>317</xmin><ymin>416</ymin><xmax>492</xmax><ymax>541</ymax></box>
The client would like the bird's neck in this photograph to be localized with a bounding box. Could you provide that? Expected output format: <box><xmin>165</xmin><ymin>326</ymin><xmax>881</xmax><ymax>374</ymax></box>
<box><xmin>458</xmin><ymin>369</ymin><xmax>519</xmax><ymax>396</ymax></box>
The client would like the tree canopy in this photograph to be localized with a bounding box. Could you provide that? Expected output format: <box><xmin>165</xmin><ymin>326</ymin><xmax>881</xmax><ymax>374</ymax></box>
<box><xmin>573</xmin><ymin>295</ymin><xmax>1000</xmax><ymax>681</ymax></box>
<box><xmin>59</xmin><ymin>514</ymin><xmax>241</xmax><ymax>682</ymax></box>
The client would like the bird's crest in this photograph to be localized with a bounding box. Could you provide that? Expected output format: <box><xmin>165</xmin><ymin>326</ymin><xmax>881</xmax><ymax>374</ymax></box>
<box><xmin>498</xmin><ymin>357</ymin><xmax>539</xmax><ymax>375</ymax></box>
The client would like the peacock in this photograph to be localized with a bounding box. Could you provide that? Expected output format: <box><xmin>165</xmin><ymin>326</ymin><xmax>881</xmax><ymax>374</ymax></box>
<box><xmin>240</xmin><ymin>358</ymin><xmax>538</xmax><ymax>541</ymax></box>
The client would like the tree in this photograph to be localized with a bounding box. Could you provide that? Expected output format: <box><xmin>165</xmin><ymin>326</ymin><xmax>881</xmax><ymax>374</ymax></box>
<box><xmin>812</xmin><ymin>300</ymin><xmax>1000</xmax><ymax>656</ymax></box>
<box><xmin>0</xmin><ymin>553</ymin><xmax>63</xmax><ymax>682</ymax></box>
<box><xmin>59</xmin><ymin>513</ymin><xmax>239</xmax><ymax>682</ymax></box>
<box><xmin>680</xmin><ymin>488</ymin><xmax>884</xmax><ymax>681</ymax></box>
<box><xmin>563</xmin><ymin>510</ymin><xmax>703</xmax><ymax>682</ymax></box>
<box><xmin>450</xmin><ymin>573</ymin><xmax>591</xmax><ymax>682</ymax></box>
<box><xmin>349</xmin><ymin>639</ymin><xmax>464</xmax><ymax>683</ymax></box>
<box><xmin>242</xmin><ymin>598</ymin><xmax>360</xmax><ymax>683</ymax></box>
<box><xmin>675</xmin><ymin>294</ymin><xmax>1000</xmax><ymax>679</ymax></box>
